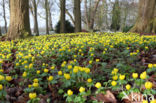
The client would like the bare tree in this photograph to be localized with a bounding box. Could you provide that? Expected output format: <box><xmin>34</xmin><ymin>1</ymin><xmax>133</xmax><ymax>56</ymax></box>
<box><xmin>30</xmin><ymin>0</ymin><xmax>39</xmax><ymax>35</ymax></box>
<box><xmin>7</xmin><ymin>0</ymin><xmax>31</xmax><ymax>39</ymax></box>
<box><xmin>48</xmin><ymin>0</ymin><xmax>54</xmax><ymax>31</ymax></box>
<box><xmin>85</xmin><ymin>0</ymin><xmax>101</xmax><ymax>31</ymax></box>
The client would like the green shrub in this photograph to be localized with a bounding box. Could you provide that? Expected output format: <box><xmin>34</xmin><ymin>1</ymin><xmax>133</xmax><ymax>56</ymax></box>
<box><xmin>55</xmin><ymin>20</ymin><xmax>74</xmax><ymax>33</ymax></box>
<box><xmin>123</xmin><ymin>25</ymin><xmax>133</xmax><ymax>32</ymax></box>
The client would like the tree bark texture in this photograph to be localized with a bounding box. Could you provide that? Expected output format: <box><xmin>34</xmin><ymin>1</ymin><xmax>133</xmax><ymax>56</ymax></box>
<box><xmin>45</xmin><ymin>0</ymin><xmax>49</xmax><ymax>34</ymax></box>
<box><xmin>130</xmin><ymin>0</ymin><xmax>156</xmax><ymax>33</ymax></box>
<box><xmin>7</xmin><ymin>0</ymin><xmax>31</xmax><ymax>40</ymax></box>
<box><xmin>60</xmin><ymin>0</ymin><xmax>66</xmax><ymax>33</ymax></box>
<box><xmin>74</xmin><ymin>0</ymin><xmax>81</xmax><ymax>32</ymax></box>
<box><xmin>33</xmin><ymin>0</ymin><xmax>39</xmax><ymax>36</ymax></box>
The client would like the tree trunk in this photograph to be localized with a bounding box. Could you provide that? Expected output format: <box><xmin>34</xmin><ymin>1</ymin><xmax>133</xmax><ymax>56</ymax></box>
<box><xmin>48</xmin><ymin>2</ymin><xmax>53</xmax><ymax>31</ymax></box>
<box><xmin>130</xmin><ymin>0</ymin><xmax>156</xmax><ymax>33</ymax></box>
<box><xmin>7</xmin><ymin>0</ymin><xmax>31</xmax><ymax>40</ymax></box>
<box><xmin>45</xmin><ymin>0</ymin><xmax>49</xmax><ymax>34</ymax></box>
<box><xmin>60</xmin><ymin>0</ymin><xmax>66</xmax><ymax>33</ymax></box>
<box><xmin>33</xmin><ymin>0</ymin><xmax>39</xmax><ymax>36</ymax></box>
<box><xmin>2</xmin><ymin>0</ymin><xmax>7</xmax><ymax>33</ymax></box>
<box><xmin>74</xmin><ymin>0</ymin><xmax>81</xmax><ymax>32</ymax></box>
<box><xmin>0</xmin><ymin>26</ymin><xmax>2</xmax><ymax>36</ymax></box>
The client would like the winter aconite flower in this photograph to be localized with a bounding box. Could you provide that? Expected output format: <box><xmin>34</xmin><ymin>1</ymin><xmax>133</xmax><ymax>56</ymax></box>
<box><xmin>33</xmin><ymin>78</ymin><xmax>38</xmax><ymax>83</ymax></box>
<box><xmin>33</xmin><ymin>83</ymin><xmax>39</xmax><ymax>87</ymax></box>
<box><xmin>140</xmin><ymin>71</ymin><xmax>147</xmax><ymax>79</ymax></box>
<box><xmin>58</xmin><ymin>71</ymin><xmax>63</xmax><ymax>76</ymax></box>
<box><xmin>132</xmin><ymin>73</ymin><xmax>138</xmax><ymax>79</ymax></box>
<box><xmin>126</xmin><ymin>84</ymin><xmax>131</xmax><ymax>90</ymax></box>
<box><xmin>67</xmin><ymin>89</ymin><xmax>73</xmax><ymax>96</ymax></box>
<box><xmin>0</xmin><ymin>75</ymin><xmax>5</xmax><ymax>81</ymax></box>
<box><xmin>29</xmin><ymin>93</ymin><xmax>37</xmax><ymax>99</ymax></box>
<box><xmin>95</xmin><ymin>82</ymin><xmax>101</xmax><ymax>88</ymax></box>
<box><xmin>119</xmin><ymin>75</ymin><xmax>125</xmax><ymax>80</ymax></box>
<box><xmin>0</xmin><ymin>84</ymin><xmax>3</xmax><ymax>90</ymax></box>
<box><xmin>145</xmin><ymin>81</ymin><xmax>153</xmax><ymax>89</ymax></box>
<box><xmin>64</xmin><ymin>73</ymin><xmax>70</xmax><ymax>80</ymax></box>
<box><xmin>22</xmin><ymin>72</ymin><xmax>27</xmax><ymax>77</ymax></box>
<box><xmin>37</xmin><ymin>70</ymin><xmax>40</xmax><ymax>74</ymax></box>
<box><xmin>6</xmin><ymin>76</ymin><xmax>12</xmax><ymax>81</ymax></box>
<box><xmin>67</xmin><ymin>65</ymin><xmax>72</xmax><ymax>69</ymax></box>
<box><xmin>150</xmin><ymin>100</ymin><xmax>156</xmax><ymax>103</ymax></box>
<box><xmin>142</xmin><ymin>100</ymin><xmax>148</xmax><ymax>103</ymax></box>
<box><xmin>48</xmin><ymin>76</ymin><xmax>53</xmax><ymax>81</ymax></box>
<box><xmin>44</xmin><ymin>68</ymin><xmax>49</xmax><ymax>73</ymax></box>
<box><xmin>112</xmin><ymin>75</ymin><xmax>118</xmax><ymax>80</ymax></box>
<box><xmin>111</xmin><ymin>81</ymin><xmax>117</xmax><ymax>86</ymax></box>
<box><xmin>87</xmin><ymin>78</ymin><xmax>92</xmax><ymax>83</ymax></box>
<box><xmin>148</xmin><ymin>64</ymin><xmax>153</xmax><ymax>68</ymax></box>
<box><xmin>79</xmin><ymin>87</ymin><xmax>85</xmax><ymax>93</ymax></box>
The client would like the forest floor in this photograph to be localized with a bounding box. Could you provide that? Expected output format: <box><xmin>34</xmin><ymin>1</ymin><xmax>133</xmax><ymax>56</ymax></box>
<box><xmin>0</xmin><ymin>32</ymin><xmax>156</xmax><ymax>103</ymax></box>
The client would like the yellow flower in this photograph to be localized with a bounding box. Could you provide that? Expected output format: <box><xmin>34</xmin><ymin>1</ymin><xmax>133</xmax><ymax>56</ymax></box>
<box><xmin>29</xmin><ymin>93</ymin><xmax>37</xmax><ymax>99</ymax></box>
<box><xmin>0</xmin><ymin>69</ymin><xmax>3</xmax><ymax>73</ymax></box>
<box><xmin>37</xmin><ymin>70</ymin><xmax>40</xmax><ymax>74</ymax></box>
<box><xmin>89</xmin><ymin>60</ymin><xmax>93</xmax><ymax>64</ymax></box>
<box><xmin>44</xmin><ymin>68</ymin><xmax>49</xmax><ymax>73</ymax></box>
<box><xmin>51</xmin><ymin>66</ymin><xmax>55</xmax><ymax>70</ymax></box>
<box><xmin>126</xmin><ymin>84</ymin><xmax>131</xmax><ymax>90</ymax></box>
<box><xmin>0</xmin><ymin>84</ymin><xmax>3</xmax><ymax>90</ymax></box>
<box><xmin>22</xmin><ymin>72</ymin><xmax>27</xmax><ymax>77</ymax></box>
<box><xmin>112</xmin><ymin>68</ymin><xmax>118</xmax><ymax>75</ymax></box>
<box><xmin>33</xmin><ymin>78</ymin><xmax>38</xmax><ymax>83</ymax></box>
<box><xmin>73</xmin><ymin>67</ymin><xmax>79</xmax><ymax>73</ymax></box>
<box><xmin>68</xmin><ymin>65</ymin><xmax>72</xmax><ymax>69</ymax></box>
<box><xmin>87</xmin><ymin>78</ymin><xmax>92</xmax><ymax>83</ymax></box>
<box><xmin>111</xmin><ymin>81</ymin><xmax>117</xmax><ymax>86</ymax></box>
<box><xmin>29</xmin><ymin>63</ymin><xmax>33</xmax><ymax>69</ymax></box>
<box><xmin>148</xmin><ymin>64</ymin><xmax>153</xmax><ymax>68</ymax></box>
<box><xmin>96</xmin><ymin>59</ymin><xmax>100</xmax><ymax>62</ymax></box>
<box><xmin>145</xmin><ymin>81</ymin><xmax>153</xmax><ymax>89</ymax></box>
<box><xmin>58</xmin><ymin>71</ymin><xmax>62</xmax><ymax>76</ymax></box>
<box><xmin>67</xmin><ymin>89</ymin><xmax>73</xmax><ymax>96</ymax></box>
<box><xmin>132</xmin><ymin>73</ymin><xmax>138</xmax><ymax>79</ymax></box>
<box><xmin>85</xmin><ymin>68</ymin><xmax>90</xmax><ymax>73</ymax></box>
<box><xmin>6</xmin><ymin>76</ymin><xmax>12</xmax><ymax>81</ymax></box>
<box><xmin>142</xmin><ymin>100</ymin><xmax>148</xmax><ymax>103</ymax></box>
<box><xmin>16</xmin><ymin>63</ymin><xmax>19</xmax><ymax>66</ymax></box>
<box><xmin>28</xmin><ymin>84</ymin><xmax>32</xmax><ymax>88</ymax></box>
<box><xmin>64</xmin><ymin>73</ymin><xmax>70</xmax><ymax>80</ymax></box>
<box><xmin>79</xmin><ymin>87</ymin><xmax>85</xmax><ymax>93</ymax></box>
<box><xmin>95</xmin><ymin>82</ymin><xmax>101</xmax><ymax>88</ymax></box>
<box><xmin>25</xmin><ymin>65</ymin><xmax>28</xmax><ymax>69</ymax></box>
<box><xmin>140</xmin><ymin>71</ymin><xmax>147</xmax><ymax>79</ymax></box>
<box><xmin>112</xmin><ymin>75</ymin><xmax>118</xmax><ymax>80</ymax></box>
<box><xmin>33</xmin><ymin>82</ymin><xmax>39</xmax><ymax>87</ymax></box>
<box><xmin>119</xmin><ymin>75</ymin><xmax>125</xmax><ymax>80</ymax></box>
<box><xmin>150</xmin><ymin>100</ymin><xmax>156</xmax><ymax>103</ymax></box>
<box><xmin>48</xmin><ymin>76</ymin><xmax>53</xmax><ymax>81</ymax></box>
<box><xmin>0</xmin><ymin>60</ymin><xmax>3</xmax><ymax>64</ymax></box>
<box><xmin>113</xmin><ymin>68</ymin><xmax>118</xmax><ymax>72</ymax></box>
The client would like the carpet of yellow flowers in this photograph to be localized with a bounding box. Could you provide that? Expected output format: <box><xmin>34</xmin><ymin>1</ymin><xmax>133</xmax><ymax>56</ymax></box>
<box><xmin>0</xmin><ymin>32</ymin><xmax>156</xmax><ymax>103</ymax></box>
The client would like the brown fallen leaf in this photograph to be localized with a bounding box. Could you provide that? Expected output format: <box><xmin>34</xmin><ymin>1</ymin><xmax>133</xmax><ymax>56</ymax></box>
<box><xmin>91</xmin><ymin>90</ymin><xmax>117</xmax><ymax>103</ymax></box>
